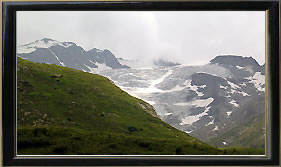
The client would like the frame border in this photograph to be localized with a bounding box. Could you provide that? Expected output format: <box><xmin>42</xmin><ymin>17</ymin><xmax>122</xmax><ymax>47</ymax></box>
<box><xmin>2</xmin><ymin>0</ymin><xmax>280</xmax><ymax>166</ymax></box>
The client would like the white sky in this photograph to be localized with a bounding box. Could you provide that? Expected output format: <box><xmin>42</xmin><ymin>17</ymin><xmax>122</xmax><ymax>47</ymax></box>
<box><xmin>17</xmin><ymin>11</ymin><xmax>265</xmax><ymax>66</ymax></box>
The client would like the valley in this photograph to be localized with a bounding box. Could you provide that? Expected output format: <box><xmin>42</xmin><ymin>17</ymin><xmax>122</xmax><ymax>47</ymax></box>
<box><xmin>17</xmin><ymin>57</ymin><xmax>265</xmax><ymax>155</ymax></box>
<box><xmin>98</xmin><ymin>59</ymin><xmax>265</xmax><ymax>148</ymax></box>
<box><xmin>17</xmin><ymin>38</ymin><xmax>266</xmax><ymax>153</ymax></box>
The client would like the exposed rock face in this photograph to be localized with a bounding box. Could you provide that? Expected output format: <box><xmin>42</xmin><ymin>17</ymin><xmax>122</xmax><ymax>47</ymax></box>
<box><xmin>99</xmin><ymin>55</ymin><xmax>265</xmax><ymax>148</ymax></box>
<box><xmin>17</xmin><ymin>38</ymin><xmax>129</xmax><ymax>73</ymax></box>
<box><xmin>210</xmin><ymin>55</ymin><xmax>263</xmax><ymax>72</ymax></box>
<box><xmin>86</xmin><ymin>49</ymin><xmax>129</xmax><ymax>69</ymax></box>
<box><xmin>153</xmin><ymin>58</ymin><xmax>180</xmax><ymax>67</ymax></box>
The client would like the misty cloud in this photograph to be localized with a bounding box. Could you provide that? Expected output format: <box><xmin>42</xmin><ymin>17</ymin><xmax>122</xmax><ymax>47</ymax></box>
<box><xmin>17</xmin><ymin>11</ymin><xmax>265</xmax><ymax>66</ymax></box>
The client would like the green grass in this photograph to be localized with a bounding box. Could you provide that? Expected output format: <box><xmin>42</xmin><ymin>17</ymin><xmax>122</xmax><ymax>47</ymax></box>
<box><xmin>209</xmin><ymin>116</ymin><xmax>265</xmax><ymax>149</ymax></box>
<box><xmin>18</xmin><ymin>126</ymin><xmax>221</xmax><ymax>155</ymax></box>
<box><xmin>17</xmin><ymin>57</ymin><xmax>264</xmax><ymax>155</ymax></box>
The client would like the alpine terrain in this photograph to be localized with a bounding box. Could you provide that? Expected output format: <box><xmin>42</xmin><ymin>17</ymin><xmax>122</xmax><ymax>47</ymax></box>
<box><xmin>17</xmin><ymin>38</ymin><xmax>266</xmax><ymax>150</ymax></box>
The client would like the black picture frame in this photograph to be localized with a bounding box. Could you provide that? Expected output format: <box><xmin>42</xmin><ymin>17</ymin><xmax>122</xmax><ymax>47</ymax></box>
<box><xmin>2</xmin><ymin>0</ymin><xmax>280</xmax><ymax>166</ymax></box>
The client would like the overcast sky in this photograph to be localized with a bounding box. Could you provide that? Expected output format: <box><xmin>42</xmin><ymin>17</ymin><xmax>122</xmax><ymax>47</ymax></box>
<box><xmin>17</xmin><ymin>11</ymin><xmax>265</xmax><ymax>66</ymax></box>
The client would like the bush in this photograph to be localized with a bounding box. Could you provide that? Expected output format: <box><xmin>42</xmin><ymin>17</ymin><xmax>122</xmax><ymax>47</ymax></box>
<box><xmin>137</xmin><ymin>142</ymin><xmax>150</xmax><ymax>148</ymax></box>
<box><xmin>73</xmin><ymin>136</ymin><xmax>80</xmax><ymax>141</ymax></box>
<box><xmin>18</xmin><ymin>137</ymin><xmax>50</xmax><ymax>148</ymax></box>
<box><xmin>53</xmin><ymin>145</ymin><xmax>68</xmax><ymax>154</ymax></box>
<box><xmin>193</xmin><ymin>143</ymin><xmax>197</xmax><ymax>148</ymax></box>
<box><xmin>176</xmin><ymin>147</ymin><xmax>183</xmax><ymax>155</ymax></box>
<box><xmin>33</xmin><ymin>127</ymin><xmax>47</xmax><ymax>136</ymax></box>
<box><xmin>109</xmin><ymin>144</ymin><xmax>117</xmax><ymax>149</ymax></box>
<box><xmin>128</xmin><ymin>127</ymin><xmax>137</xmax><ymax>132</ymax></box>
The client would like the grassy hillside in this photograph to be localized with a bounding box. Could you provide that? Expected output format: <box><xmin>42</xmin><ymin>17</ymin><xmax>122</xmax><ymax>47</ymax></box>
<box><xmin>209</xmin><ymin>115</ymin><xmax>265</xmax><ymax>149</ymax></box>
<box><xmin>17</xmin><ymin>58</ymin><xmax>264</xmax><ymax>155</ymax></box>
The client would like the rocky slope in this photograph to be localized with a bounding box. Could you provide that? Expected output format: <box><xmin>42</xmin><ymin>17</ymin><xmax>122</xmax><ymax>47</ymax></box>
<box><xmin>17</xmin><ymin>38</ymin><xmax>129</xmax><ymax>73</ymax></box>
<box><xmin>17</xmin><ymin>39</ymin><xmax>266</xmax><ymax>149</ymax></box>
<box><xmin>99</xmin><ymin>55</ymin><xmax>265</xmax><ymax>148</ymax></box>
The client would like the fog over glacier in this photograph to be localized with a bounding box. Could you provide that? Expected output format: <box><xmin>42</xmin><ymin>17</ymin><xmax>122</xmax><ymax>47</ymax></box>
<box><xmin>17</xmin><ymin>11</ymin><xmax>265</xmax><ymax>66</ymax></box>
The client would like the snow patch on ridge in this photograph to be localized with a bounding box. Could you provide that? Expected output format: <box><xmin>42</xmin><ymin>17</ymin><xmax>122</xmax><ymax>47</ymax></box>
<box><xmin>17</xmin><ymin>39</ymin><xmax>74</xmax><ymax>54</ymax></box>
<box><xmin>205</xmin><ymin>119</ymin><xmax>214</xmax><ymax>126</ymax></box>
<box><xmin>240</xmin><ymin>82</ymin><xmax>247</xmax><ymax>86</ymax></box>
<box><xmin>236</xmin><ymin>66</ymin><xmax>244</xmax><ymax>69</ymax></box>
<box><xmin>96</xmin><ymin>63</ymin><xmax>112</xmax><ymax>72</ymax></box>
<box><xmin>227</xmin><ymin>81</ymin><xmax>240</xmax><ymax>89</ymax></box>
<box><xmin>186</xmin><ymin>80</ymin><xmax>204</xmax><ymax>96</ymax></box>
<box><xmin>246</xmin><ymin>72</ymin><xmax>265</xmax><ymax>92</ymax></box>
<box><xmin>220</xmin><ymin>85</ymin><xmax>228</xmax><ymax>89</ymax></box>
<box><xmin>238</xmin><ymin>91</ymin><xmax>249</xmax><ymax>96</ymax></box>
<box><xmin>226</xmin><ymin>111</ymin><xmax>232</xmax><ymax>116</ymax></box>
<box><xmin>180</xmin><ymin>106</ymin><xmax>211</xmax><ymax>125</ymax></box>
<box><xmin>146</xmin><ymin>101</ymin><xmax>155</xmax><ymax>105</ymax></box>
<box><xmin>185</xmin><ymin>130</ymin><xmax>194</xmax><ymax>134</ymax></box>
<box><xmin>228</xmin><ymin>89</ymin><xmax>249</xmax><ymax>96</ymax></box>
<box><xmin>199</xmin><ymin>72</ymin><xmax>218</xmax><ymax>77</ymax></box>
<box><xmin>96</xmin><ymin>49</ymin><xmax>104</xmax><ymax>53</ymax></box>
<box><xmin>175</xmin><ymin>98</ymin><xmax>214</xmax><ymax>108</ymax></box>
<box><xmin>17</xmin><ymin>46</ymin><xmax>36</xmax><ymax>54</ymax></box>
<box><xmin>84</xmin><ymin>64</ymin><xmax>96</xmax><ymax>74</ymax></box>
<box><xmin>85</xmin><ymin>62</ymin><xmax>112</xmax><ymax>74</ymax></box>
<box><xmin>212</xmin><ymin>126</ymin><xmax>219</xmax><ymax>131</ymax></box>
<box><xmin>229</xmin><ymin>99</ymin><xmax>239</xmax><ymax>107</ymax></box>
<box><xmin>47</xmin><ymin>48</ymin><xmax>65</xmax><ymax>67</ymax></box>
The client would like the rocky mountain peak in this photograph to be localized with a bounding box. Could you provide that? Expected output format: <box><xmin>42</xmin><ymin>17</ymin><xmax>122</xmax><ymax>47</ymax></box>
<box><xmin>17</xmin><ymin>39</ymin><xmax>129</xmax><ymax>71</ymax></box>
<box><xmin>88</xmin><ymin>48</ymin><xmax>104</xmax><ymax>53</ymax></box>
<box><xmin>210</xmin><ymin>55</ymin><xmax>262</xmax><ymax>72</ymax></box>
<box><xmin>210</xmin><ymin>55</ymin><xmax>260</xmax><ymax>66</ymax></box>
<box><xmin>41</xmin><ymin>38</ymin><xmax>55</xmax><ymax>43</ymax></box>
<box><xmin>153</xmin><ymin>58</ymin><xmax>180</xmax><ymax>67</ymax></box>
<box><xmin>18</xmin><ymin>39</ymin><xmax>77</xmax><ymax>54</ymax></box>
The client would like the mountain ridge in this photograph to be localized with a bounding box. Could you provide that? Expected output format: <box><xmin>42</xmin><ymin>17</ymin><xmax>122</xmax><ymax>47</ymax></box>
<box><xmin>99</xmin><ymin>56</ymin><xmax>265</xmax><ymax>149</ymax></box>
<box><xmin>17</xmin><ymin>38</ymin><xmax>129</xmax><ymax>73</ymax></box>
<box><xmin>18</xmin><ymin>57</ymin><xmax>257</xmax><ymax>155</ymax></box>
<box><xmin>210</xmin><ymin>55</ymin><xmax>264</xmax><ymax>73</ymax></box>
<box><xmin>17</xmin><ymin>39</ymin><xmax>266</xmax><ymax>150</ymax></box>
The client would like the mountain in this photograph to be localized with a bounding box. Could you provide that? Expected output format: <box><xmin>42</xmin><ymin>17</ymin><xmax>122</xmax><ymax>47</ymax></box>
<box><xmin>16</xmin><ymin>39</ymin><xmax>265</xmax><ymax>150</ymax></box>
<box><xmin>117</xmin><ymin>58</ymin><xmax>139</xmax><ymax>68</ymax></box>
<box><xmin>209</xmin><ymin>112</ymin><xmax>265</xmax><ymax>148</ymax></box>
<box><xmin>117</xmin><ymin>58</ymin><xmax>181</xmax><ymax>68</ymax></box>
<box><xmin>17</xmin><ymin>38</ymin><xmax>129</xmax><ymax>73</ymax></box>
<box><xmin>17</xmin><ymin>58</ymin><xmax>264</xmax><ymax>155</ymax></box>
<box><xmin>210</xmin><ymin>55</ymin><xmax>261</xmax><ymax>70</ymax></box>
<box><xmin>17</xmin><ymin>57</ymin><xmax>227</xmax><ymax>155</ymax></box>
<box><xmin>86</xmin><ymin>49</ymin><xmax>129</xmax><ymax>70</ymax></box>
<box><xmin>98</xmin><ymin>55</ymin><xmax>265</xmax><ymax>148</ymax></box>
<box><xmin>153</xmin><ymin>58</ymin><xmax>181</xmax><ymax>67</ymax></box>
